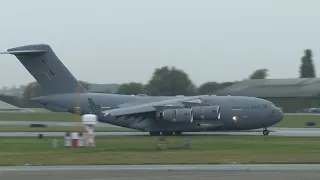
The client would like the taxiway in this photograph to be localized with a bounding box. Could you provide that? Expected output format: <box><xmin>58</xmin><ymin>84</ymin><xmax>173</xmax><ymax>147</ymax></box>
<box><xmin>1</xmin><ymin>164</ymin><xmax>320</xmax><ymax>180</ymax></box>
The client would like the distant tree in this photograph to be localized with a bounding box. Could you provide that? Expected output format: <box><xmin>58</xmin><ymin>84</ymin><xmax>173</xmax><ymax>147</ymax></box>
<box><xmin>249</xmin><ymin>69</ymin><xmax>268</xmax><ymax>79</ymax></box>
<box><xmin>23</xmin><ymin>82</ymin><xmax>45</xmax><ymax>99</ymax></box>
<box><xmin>23</xmin><ymin>80</ymin><xmax>89</xmax><ymax>98</ymax></box>
<box><xmin>197</xmin><ymin>82</ymin><xmax>221</xmax><ymax>95</ymax></box>
<box><xmin>219</xmin><ymin>81</ymin><xmax>235</xmax><ymax>89</ymax></box>
<box><xmin>145</xmin><ymin>66</ymin><xmax>197</xmax><ymax>96</ymax></box>
<box><xmin>116</xmin><ymin>82</ymin><xmax>146</xmax><ymax>95</ymax></box>
<box><xmin>300</xmin><ymin>49</ymin><xmax>316</xmax><ymax>78</ymax></box>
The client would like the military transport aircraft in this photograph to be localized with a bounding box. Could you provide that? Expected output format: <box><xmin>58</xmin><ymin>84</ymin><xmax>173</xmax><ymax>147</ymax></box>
<box><xmin>0</xmin><ymin>44</ymin><xmax>283</xmax><ymax>136</ymax></box>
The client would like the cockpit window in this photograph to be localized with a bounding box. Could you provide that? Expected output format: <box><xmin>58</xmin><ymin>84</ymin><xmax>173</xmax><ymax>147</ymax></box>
<box><xmin>268</xmin><ymin>102</ymin><xmax>276</xmax><ymax>108</ymax></box>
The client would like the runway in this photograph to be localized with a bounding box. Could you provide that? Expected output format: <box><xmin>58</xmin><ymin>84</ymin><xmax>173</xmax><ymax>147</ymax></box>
<box><xmin>1</xmin><ymin>127</ymin><xmax>320</xmax><ymax>137</ymax></box>
<box><xmin>1</xmin><ymin>164</ymin><xmax>320</xmax><ymax>180</ymax></box>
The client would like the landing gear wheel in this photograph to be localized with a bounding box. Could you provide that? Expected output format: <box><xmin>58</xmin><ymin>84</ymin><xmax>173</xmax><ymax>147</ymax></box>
<box><xmin>175</xmin><ymin>132</ymin><xmax>182</xmax><ymax>136</ymax></box>
<box><xmin>263</xmin><ymin>129</ymin><xmax>269</xmax><ymax>136</ymax></box>
<box><xmin>162</xmin><ymin>131</ymin><xmax>174</xmax><ymax>136</ymax></box>
<box><xmin>149</xmin><ymin>132</ymin><xmax>160</xmax><ymax>136</ymax></box>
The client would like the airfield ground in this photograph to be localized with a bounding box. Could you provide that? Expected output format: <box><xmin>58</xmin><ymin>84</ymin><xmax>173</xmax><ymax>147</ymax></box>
<box><xmin>0</xmin><ymin>112</ymin><xmax>75</xmax><ymax>122</ymax></box>
<box><xmin>3</xmin><ymin>169</ymin><xmax>320</xmax><ymax>180</ymax></box>
<box><xmin>0</xmin><ymin>112</ymin><xmax>319</xmax><ymax>128</ymax></box>
<box><xmin>0</xmin><ymin>136</ymin><xmax>320</xmax><ymax>166</ymax></box>
<box><xmin>0</xmin><ymin>125</ymin><xmax>137</xmax><ymax>132</ymax></box>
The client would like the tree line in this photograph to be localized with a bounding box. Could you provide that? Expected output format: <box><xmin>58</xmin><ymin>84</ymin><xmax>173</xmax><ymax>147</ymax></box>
<box><xmin>22</xmin><ymin>66</ymin><xmax>237</xmax><ymax>98</ymax></box>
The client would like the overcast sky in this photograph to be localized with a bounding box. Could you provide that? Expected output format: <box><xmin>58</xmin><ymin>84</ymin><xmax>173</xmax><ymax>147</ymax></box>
<box><xmin>0</xmin><ymin>0</ymin><xmax>319</xmax><ymax>88</ymax></box>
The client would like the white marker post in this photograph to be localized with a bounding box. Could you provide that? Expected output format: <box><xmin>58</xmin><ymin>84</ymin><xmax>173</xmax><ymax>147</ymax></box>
<box><xmin>78</xmin><ymin>132</ymin><xmax>84</xmax><ymax>147</ymax></box>
<box><xmin>81</xmin><ymin>114</ymin><xmax>97</xmax><ymax>147</ymax></box>
<box><xmin>65</xmin><ymin>132</ymin><xmax>71</xmax><ymax>148</ymax></box>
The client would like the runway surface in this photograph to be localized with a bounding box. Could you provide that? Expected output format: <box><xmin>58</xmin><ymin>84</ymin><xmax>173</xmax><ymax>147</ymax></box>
<box><xmin>1</xmin><ymin>128</ymin><xmax>320</xmax><ymax>137</ymax></box>
<box><xmin>1</xmin><ymin>164</ymin><xmax>320</xmax><ymax>180</ymax></box>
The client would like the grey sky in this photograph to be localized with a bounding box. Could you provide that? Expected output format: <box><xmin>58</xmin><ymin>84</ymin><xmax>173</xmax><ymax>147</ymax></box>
<box><xmin>0</xmin><ymin>0</ymin><xmax>319</xmax><ymax>88</ymax></box>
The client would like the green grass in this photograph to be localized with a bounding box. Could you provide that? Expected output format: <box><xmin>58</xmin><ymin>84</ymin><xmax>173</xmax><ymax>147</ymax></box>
<box><xmin>274</xmin><ymin>114</ymin><xmax>320</xmax><ymax>128</ymax></box>
<box><xmin>0</xmin><ymin>112</ymin><xmax>75</xmax><ymax>121</ymax></box>
<box><xmin>1</xmin><ymin>112</ymin><xmax>320</xmax><ymax>128</ymax></box>
<box><xmin>1</xmin><ymin>136</ymin><xmax>320</xmax><ymax>165</ymax></box>
<box><xmin>0</xmin><ymin>125</ymin><xmax>138</xmax><ymax>132</ymax></box>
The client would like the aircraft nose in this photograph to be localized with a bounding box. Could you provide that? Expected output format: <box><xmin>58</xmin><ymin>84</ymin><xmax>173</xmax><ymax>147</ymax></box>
<box><xmin>275</xmin><ymin>108</ymin><xmax>283</xmax><ymax>122</ymax></box>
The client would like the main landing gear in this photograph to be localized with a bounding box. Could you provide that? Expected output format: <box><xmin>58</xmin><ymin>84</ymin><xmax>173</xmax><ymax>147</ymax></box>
<box><xmin>263</xmin><ymin>128</ymin><xmax>269</xmax><ymax>136</ymax></box>
<box><xmin>149</xmin><ymin>132</ymin><xmax>161</xmax><ymax>136</ymax></box>
<box><xmin>149</xmin><ymin>131</ymin><xmax>182</xmax><ymax>136</ymax></box>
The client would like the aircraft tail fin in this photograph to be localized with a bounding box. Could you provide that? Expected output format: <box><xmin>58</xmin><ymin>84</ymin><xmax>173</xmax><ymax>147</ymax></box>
<box><xmin>88</xmin><ymin>98</ymin><xmax>102</xmax><ymax>115</ymax></box>
<box><xmin>0</xmin><ymin>44</ymin><xmax>88</xmax><ymax>95</ymax></box>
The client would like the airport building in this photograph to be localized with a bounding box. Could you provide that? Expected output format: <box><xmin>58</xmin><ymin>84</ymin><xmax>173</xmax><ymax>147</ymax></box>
<box><xmin>215</xmin><ymin>78</ymin><xmax>320</xmax><ymax>112</ymax></box>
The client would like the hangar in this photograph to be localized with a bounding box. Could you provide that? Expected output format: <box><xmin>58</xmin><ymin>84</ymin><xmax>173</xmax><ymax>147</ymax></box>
<box><xmin>215</xmin><ymin>78</ymin><xmax>320</xmax><ymax>112</ymax></box>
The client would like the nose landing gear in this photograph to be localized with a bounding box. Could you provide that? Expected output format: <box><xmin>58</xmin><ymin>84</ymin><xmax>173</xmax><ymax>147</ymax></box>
<box><xmin>263</xmin><ymin>129</ymin><xmax>269</xmax><ymax>136</ymax></box>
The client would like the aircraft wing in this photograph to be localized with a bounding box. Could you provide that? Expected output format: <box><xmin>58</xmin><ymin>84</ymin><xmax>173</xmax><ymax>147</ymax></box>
<box><xmin>88</xmin><ymin>95</ymin><xmax>211</xmax><ymax>117</ymax></box>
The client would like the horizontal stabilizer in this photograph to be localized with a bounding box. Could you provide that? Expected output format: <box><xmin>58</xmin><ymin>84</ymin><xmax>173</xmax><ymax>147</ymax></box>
<box><xmin>0</xmin><ymin>49</ymin><xmax>46</xmax><ymax>55</ymax></box>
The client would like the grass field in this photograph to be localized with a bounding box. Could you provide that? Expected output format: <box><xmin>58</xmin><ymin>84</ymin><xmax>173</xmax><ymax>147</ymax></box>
<box><xmin>274</xmin><ymin>114</ymin><xmax>320</xmax><ymax>128</ymax></box>
<box><xmin>0</xmin><ymin>136</ymin><xmax>320</xmax><ymax>165</ymax></box>
<box><xmin>0</xmin><ymin>112</ymin><xmax>75</xmax><ymax>122</ymax></box>
<box><xmin>0</xmin><ymin>125</ymin><xmax>138</xmax><ymax>132</ymax></box>
<box><xmin>1</xmin><ymin>112</ymin><xmax>320</xmax><ymax>128</ymax></box>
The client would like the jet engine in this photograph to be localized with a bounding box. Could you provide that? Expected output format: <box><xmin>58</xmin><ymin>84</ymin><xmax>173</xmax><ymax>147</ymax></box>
<box><xmin>162</xmin><ymin>108</ymin><xmax>193</xmax><ymax>123</ymax></box>
<box><xmin>192</xmin><ymin>105</ymin><xmax>221</xmax><ymax>120</ymax></box>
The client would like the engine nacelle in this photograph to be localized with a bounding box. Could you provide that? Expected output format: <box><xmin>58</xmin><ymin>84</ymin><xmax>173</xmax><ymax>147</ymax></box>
<box><xmin>162</xmin><ymin>108</ymin><xmax>193</xmax><ymax>123</ymax></box>
<box><xmin>192</xmin><ymin>106</ymin><xmax>221</xmax><ymax>120</ymax></box>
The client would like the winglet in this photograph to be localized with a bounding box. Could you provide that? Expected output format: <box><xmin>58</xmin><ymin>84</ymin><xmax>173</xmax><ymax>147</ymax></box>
<box><xmin>0</xmin><ymin>49</ymin><xmax>46</xmax><ymax>55</ymax></box>
<box><xmin>88</xmin><ymin>98</ymin><xmax>101</xmax><ymax>115</ymax></box>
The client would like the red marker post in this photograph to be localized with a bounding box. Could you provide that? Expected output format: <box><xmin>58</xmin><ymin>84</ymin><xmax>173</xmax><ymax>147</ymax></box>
<box><xmin>71</xmin><ymin>132</ymin><xmax>79</xmax><ymax>148</ymax></box>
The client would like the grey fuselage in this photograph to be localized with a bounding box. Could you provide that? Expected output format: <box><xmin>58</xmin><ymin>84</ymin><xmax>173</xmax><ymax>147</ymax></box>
<box><xmin>32</xmin><ymin>93</ymin><xmax>283</xmax><ymax>132</ymax></box>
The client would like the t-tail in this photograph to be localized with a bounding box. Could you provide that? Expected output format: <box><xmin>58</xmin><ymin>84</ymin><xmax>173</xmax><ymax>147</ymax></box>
<box><xmin>0</xmin><ymin>44</ymin><xmax>87</xmax><ymax>95</ymax></box>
